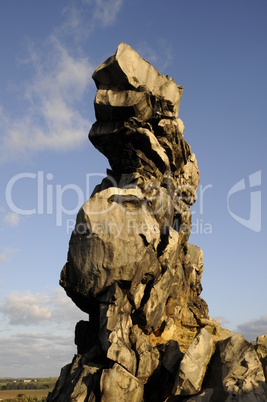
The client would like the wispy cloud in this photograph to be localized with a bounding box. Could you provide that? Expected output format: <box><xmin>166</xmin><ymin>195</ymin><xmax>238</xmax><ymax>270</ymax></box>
<box><xmin>4</xmin><ymin>212</ymin><xmax>20</xmax><ymax>227</ymax></box>
<box><xmin>136</xmin><ymin>39</ymin><xmax>173</xmax><ymax>73</ymax></box>
<box><xmin>86</xmin><ymin>0</ymin><xmax>124</xmax><ymax>27</ymax></box>
<box><xmin>212</xmin><ymin>315</ymin><xmax>231</xmax><ymax>327</ymax></box>
<box><xmin>1</xmin><ymin>288</ymin><xmax>87</xmax><ymax>327</ymax></box>
<box><xmin>0</xmin><ymin>253</ymin><xmax>8</xmax><ymax>263</ymax></box>
<box><xmin>1</xmin><ymin>291</ymin><xmax>52</xmax><ymax>325</ymax></box>
<box><xmin>0</xmin><ymin>332</ymin><xmax>76</xmax><ymax>377</ymax></box>
<box><xmin>0</xmin><ymin>35</ymin><xmax>93</xmax><ymax>163</ymax></box>
<box><xmin>0</xmin><ymin>247</ymin><xmax>19</xmax><ymax>263</ymax></box>
<box><xmin>236</xmin><ymin>315</ymin><xmax>267</xmax><ymax>341</ymax></box>
<box><xmin>55</xmin><ymin>0</ymin><xmax>124</xmax><ymax>45</ymax></box>
<box><xmin>0</xmin><ymin>0</ymin><xmax>126</xmax><ymax>164</ymax></box>
<box><xmin>0</xmin><ymin>288</ymin><xmax>88</xmax><ymax>376</ymax></box>
<box><xmin>59</xmin><ymin>4</ymin><xmax>91</xmax><ymax>43</ymax></box>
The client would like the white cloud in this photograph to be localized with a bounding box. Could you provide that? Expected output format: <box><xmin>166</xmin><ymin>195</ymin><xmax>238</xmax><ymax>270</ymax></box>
<box><xmin>49</xmin><ymin>288</ymin><xmax>88</xmax><ymax>325</ymax></box>
<box><xmin>0</xmin><ymin>288</ymin><xmax>88</xmax><ymax>377</ymax></box>
<box><xmin>1</xmin><ymin>291</ymin><xmax>52</xmax><ymax>325</ymax></box>
<box><xmin>60</xmin><ymin>5</ymin><xmax>90</xmax><ymax>42</ymax></box>
<box><xmin>0</xmin><ymin>253</ymin><xmax>8</xmax><ymax>263</ymax></box>
<box><xmin>0</xmin><ymin>288</ymin><xmax>87</xmax><ymax>327</ymax></box>
<box><xmin>0</xmin><ymin>332</ymin><xmax>76</xmax><ymax>377</ymax></box>
<box><xmin>212</xmin><ymin>315</ymin><xmax>231</xmax><ymax>327</ymax></box>
<box><xmin>0</xmin><ymin>247</ymin><xmax>19</xmax><ymax>263</ymax></box>
<box><xmin>55</xmin><ymin>1</ymin><xmax>123</xmax><ymax>44</ymax></box>
<box><xmin>88</xmin><ymin>0</ymin><xmax>124</xmax><ymax>27</ymax></box>
<box><xmin>4</xmin><ymin>212</ymin><xmax>20</xmax><ymax>227</ymax></box>
<box><xmin>136</xmin><ymin>40</ymin><xmax>173</xmax><ymax>72</ymax></box>
<box><xmin>0</xmin><ymin>0</ymin><xmax>127</xmax><ymax>163</ymax></box>
<box><xmin>236</xmin><ymin>315</ymin><xmax>267</xmax><ymax>341</ymax></box>
<box><xmin>0</xmin><ymin>32</ymin><xmax>93</xmax><ymax>163</ymax></box>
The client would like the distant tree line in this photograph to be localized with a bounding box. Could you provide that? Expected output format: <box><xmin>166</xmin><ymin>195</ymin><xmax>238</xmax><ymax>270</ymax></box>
<box><xmin>1</xmin><ymin>396</ymin><xmax>46</xmax><ymax>402</ymax></box>
<box><xmin>1</xmin><ymin>381</ymin><xmax>50</xmax><ymax>390</ymax></box>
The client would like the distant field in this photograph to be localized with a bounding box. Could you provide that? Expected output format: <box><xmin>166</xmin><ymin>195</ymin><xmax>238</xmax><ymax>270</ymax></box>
<box><xmin>0</xmin><ymin>388</ymin><xmax>50</xmax><ymax>399</ymax></box>
<box><xmin>0</xmin><ymin>377</ymin><xmax>57</xmax><ymax>401</ymax></box>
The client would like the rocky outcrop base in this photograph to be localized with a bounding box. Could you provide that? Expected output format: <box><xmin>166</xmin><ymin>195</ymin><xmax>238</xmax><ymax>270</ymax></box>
<box><xmin>48</xmin><ymin>331</ymin><xmax>267</xmax><ymax>401</ymax></box>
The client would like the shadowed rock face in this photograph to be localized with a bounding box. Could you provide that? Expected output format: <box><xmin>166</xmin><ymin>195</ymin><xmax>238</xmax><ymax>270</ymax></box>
<box><xmin>48</xmin><ymin>43</ymin><xmax>267</xmax><ymax>402</ymax></box>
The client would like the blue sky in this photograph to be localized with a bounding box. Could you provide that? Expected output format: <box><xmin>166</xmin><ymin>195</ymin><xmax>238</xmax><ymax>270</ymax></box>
<box><xmin>0</xmin><ymin>0</ymin><xmax>266</xmax><ymax>378</ymax></box>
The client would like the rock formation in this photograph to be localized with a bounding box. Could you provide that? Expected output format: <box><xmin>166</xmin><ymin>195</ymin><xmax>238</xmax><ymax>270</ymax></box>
<box><xmin>48</xmin><ymin>43</ymin><xmax>267</xmax><ymax>401</ymax></box>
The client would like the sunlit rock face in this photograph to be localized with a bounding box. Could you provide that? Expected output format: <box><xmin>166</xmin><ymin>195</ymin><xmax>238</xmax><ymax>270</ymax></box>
<box><xmin>48</xmin><ymin>43</ymin><xmax>267</xmax><ymax>402</ymax></box>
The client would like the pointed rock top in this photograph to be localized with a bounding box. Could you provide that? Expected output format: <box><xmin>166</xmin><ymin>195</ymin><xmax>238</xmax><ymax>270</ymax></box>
<box><xmin>92</xmin><ymin>42</ymin><xmax>183</xmax><ymax>117</ymax></box>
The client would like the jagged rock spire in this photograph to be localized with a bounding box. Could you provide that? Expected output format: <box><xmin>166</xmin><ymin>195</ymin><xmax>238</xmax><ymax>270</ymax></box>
<box><xmin>48</xmin><ymin>43</ymin><xmax>267</xmax><ymax>402</ymax></box>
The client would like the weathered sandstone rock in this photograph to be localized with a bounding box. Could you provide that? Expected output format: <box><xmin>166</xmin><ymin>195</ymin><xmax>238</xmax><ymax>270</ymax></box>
<box><xmin>60</xmin><ymin>187</ymin><xmax>161</xmax><ymax>302</ymax></box>
<box><xmin>185</xmin><ymin>388</ymin><xmax>214</xmax><ymax>402</ymax></box>
<box><xmin>130</xmin><ymin>324</ymin><xmax>160</xmax><ymax>383</ymax></box>
<box><xmin>204</xmin><ymin>333</ymin><xmax>267</xmax><ymax>401</ymax></box>
<box><xmin>48</xmin><ymin>43</ymin><xmax>267</xmax><ymax>402</ymax></box>
<box><xmin>94</xmin><ymin>88</ymin><xmax>179</xmax><ymax>121</ymax></box>
<box><xmin>92</xmin><ymin>42</ymin><xmax>183</xmax><ymax>118</ymax></box>
<box><xmin>257</xmin><ymin>334</ymin><xmax>267</xmax><ymax>348</ymax></box>
<box><xmin>100</xmin><ymin>363</ymin><xmax>144</xmax><ymax>402</ymax></box>
<box><xmin>218</xmin><ymin>334</ymin><xmax>266</xmax><ymax>397</ymax></box>
<box><xmin>47</xmin><ymin>354</ymin><xmax>102</xmax><ymax>402</ymax></box>
<box><xmin>161</xmin><ymin>340</ymin><xmax>183</xmax><ymax>374</ymax></box>
<box><xmin>256</xmin><ymin>335</ymin><xmax>267</xmax><ymax>382</ymax></box>
<box><xmin>172</xmin><ymin>328</ymin><xmax>215</xmax><ymax>396</ymax></box>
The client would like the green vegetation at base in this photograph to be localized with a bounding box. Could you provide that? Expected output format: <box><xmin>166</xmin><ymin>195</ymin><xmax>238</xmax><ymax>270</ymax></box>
<box><xmin>0</xmin><ymin>377</ymin><xmax>57</xmax><ymax>391</ymax></box>
<box><xmin>0</xmin><ymin>377</ymin><xmax>57</xmax><ymax>401</ymax></box>
<box><xmin>1</xmin><ymin>396</ymin><xmax>46</xmax><ymax>402</ymax></box>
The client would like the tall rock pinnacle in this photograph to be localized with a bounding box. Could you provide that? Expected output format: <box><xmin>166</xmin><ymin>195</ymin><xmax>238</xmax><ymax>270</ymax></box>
<box><xmin>48</xmin><ymin>43</ymin><xmax>267</xmax><ymax>402</ymax></box>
